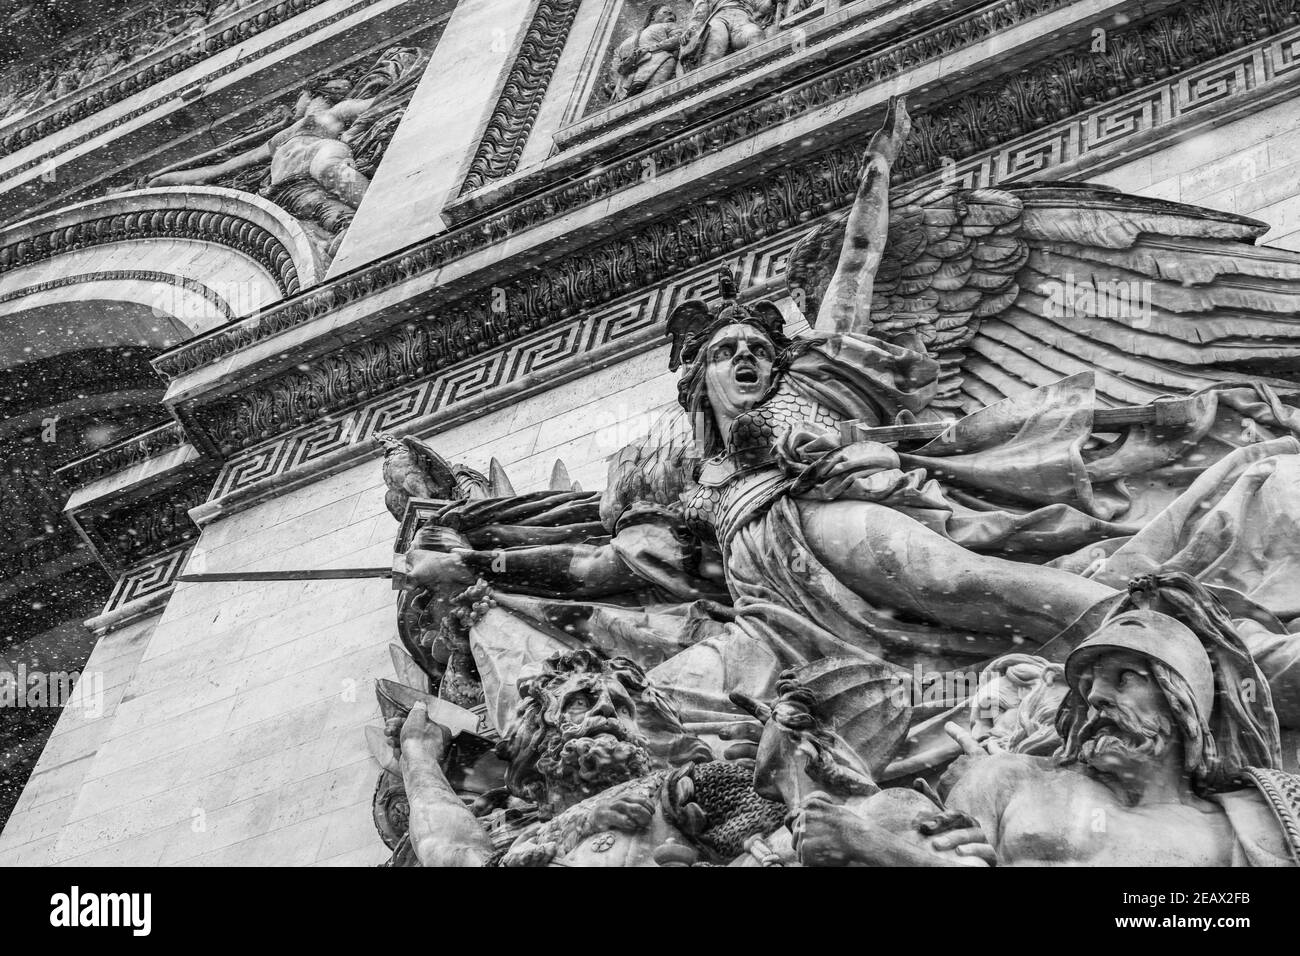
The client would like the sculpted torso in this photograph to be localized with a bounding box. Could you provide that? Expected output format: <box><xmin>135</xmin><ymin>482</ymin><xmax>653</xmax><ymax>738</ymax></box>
<box><xmin>952</xmin><ymin>754</ymin><xmax>1237</xmax><ymax>866</ymax></box>
<box><xmin>266</xmin><ymin>110</ymin><xmax>352</xmax><ymax>185</ymax></box>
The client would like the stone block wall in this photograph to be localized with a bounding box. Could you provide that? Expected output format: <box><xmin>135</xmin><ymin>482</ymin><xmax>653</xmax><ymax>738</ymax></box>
<box><xmin>0</xmin><ymin>340</ymin><xmax>679</xmax><ymax>866</ymax></box>
<box><xmin>1090</xmin><ymin>95</ymin><xmax>1300</xmax><ymax>251</ymax></box>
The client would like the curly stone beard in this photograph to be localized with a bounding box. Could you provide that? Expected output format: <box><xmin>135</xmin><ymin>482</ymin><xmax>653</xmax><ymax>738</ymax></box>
<box><xmin>1077</xmin><ymin>702</ymin><xmax>1175</xmax><ymax>799</ymax></box>
<box><xmin>534</xmin><ymin>716</ymin><xmax>652</xmax><ymax>805</ymax></box>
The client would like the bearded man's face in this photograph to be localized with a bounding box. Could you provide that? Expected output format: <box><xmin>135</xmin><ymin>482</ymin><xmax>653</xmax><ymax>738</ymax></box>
<box><xmin>1075</xmin><ymin>649</ymin><xmax>1178</xmax><ymax>783</ymax></box>
<box><xmin>534</xmin><ymin>672</ymin><xmax>652</xmax><ymax>803</ymax></box>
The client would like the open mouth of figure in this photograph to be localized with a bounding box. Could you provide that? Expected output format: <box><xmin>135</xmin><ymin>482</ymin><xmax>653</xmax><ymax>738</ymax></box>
<box><xmin>733</xmin><ymin>364</ymin><xmax>759</xmax><ymax>386</ymax></box>
<box><xmin>565</xmin><ymin>718</ymin><xmax>628</xmax><ymax>743</ymax></box>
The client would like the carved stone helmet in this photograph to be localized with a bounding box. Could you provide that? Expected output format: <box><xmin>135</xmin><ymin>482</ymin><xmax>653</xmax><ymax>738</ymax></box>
<box><xmin>665</xmin><ymin>268</ymin><xmax>790</xmax><ymax>372</ymax></box>
<box><xmin>1064</xmin><ymin>609</ymin><xmax>1215</xmax><ymax>724</ymax></box>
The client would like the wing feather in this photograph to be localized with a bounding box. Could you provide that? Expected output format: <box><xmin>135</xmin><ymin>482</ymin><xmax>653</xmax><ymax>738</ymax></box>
<box><xmin>786</xmin><ymin>180</ymin><xmax>1300</xmax><ymax>417</ymax></box>
<box><xmin>949</xmin><ymin>184</ymin><xmax>1300</xmax><ymax>412</ymax></box>
<box><xmin>599</xmin><ymin>405</ymin><xmax>699</xmax><ymax>532</ymax></box>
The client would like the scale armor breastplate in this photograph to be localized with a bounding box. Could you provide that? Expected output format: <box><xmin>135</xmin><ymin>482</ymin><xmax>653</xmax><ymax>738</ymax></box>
<box><xmin>683</xmin><ymin>380</ymin><xmax>842</xmax><ymax>545</ymax></box>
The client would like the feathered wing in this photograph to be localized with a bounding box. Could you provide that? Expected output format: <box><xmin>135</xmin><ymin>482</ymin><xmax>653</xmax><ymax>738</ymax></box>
<box><xmin>787</xmin><ymin>182</ymin><xmax>1025</xmax><ymax>412</ymax></box>
<box><xmin>958</xmin><ymin>183</ymin><xmax>1300</xmax><ymax>412</ymax></box>
<box><xmin>398</xmin><ymin>435</ymin><xmax>457</xmax><ymax>496</ymax></box>
<box><xmin>599</xmin><ymin>404</ymin><xmax>700</xmax><ymax>532</ymax></box>
<box><xmin>787</xmin><ymin>181</ymin><xmax>1300</xmax><ymax>413</ymax></box>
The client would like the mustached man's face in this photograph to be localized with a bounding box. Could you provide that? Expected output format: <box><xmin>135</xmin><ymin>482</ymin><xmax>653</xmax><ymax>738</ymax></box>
<box><xmin>703</xmin><ymin>324</ymin><xmax>776</xmax><ymax>423</ymax></box>
<box><xmin>1076</xmin><ymin>649</ymin><xmax>1177</xmax><ymax>782</ymax></box>
<box><xmin>535</xmin><ymin>672</ymin><xmax>651</xmax><ymax>803</ymax></box>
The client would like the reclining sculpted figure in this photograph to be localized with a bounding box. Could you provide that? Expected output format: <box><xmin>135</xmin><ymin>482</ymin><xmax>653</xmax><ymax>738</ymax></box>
<box><xmin>785</xmin><ymin>574</ymin><xmax>1299</xmax><ymax>866</ymax></box>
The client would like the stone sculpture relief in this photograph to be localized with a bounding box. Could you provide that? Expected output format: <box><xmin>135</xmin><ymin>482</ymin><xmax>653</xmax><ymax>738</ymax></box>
<box><xmin>604</xmin><ymin>0</ymin><xmax>779</xmax><ymax>101</ymax></box>
<box><xmin>0</xmin><ymin>0</ymin><xmax>259</xmax><ymax>124</ymax></box>
<box><xmin>609</xmin><ymin>5</ymin><xmax>687</xmax><ymax>102</ymax></box>
<box><xmin>143</xmin><ymin>46</ymin><xmax>429</xmax><ymax>261</ymax></box>
<box><xmin>679</xmin><ymin>0</ymin><xmax>775</xmax><ymax>69</ymax></box>
<box><xmin>368</xmin><ymin>98</ymin><xmax>1300</xmax><ymax>865</ymax></box>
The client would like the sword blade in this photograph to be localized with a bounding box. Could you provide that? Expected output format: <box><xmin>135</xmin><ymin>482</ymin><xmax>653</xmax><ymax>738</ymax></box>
<box><xmin>177</xmin><ymin>568</ymin><xmax>393</xmax><ymax>582</ymax></box>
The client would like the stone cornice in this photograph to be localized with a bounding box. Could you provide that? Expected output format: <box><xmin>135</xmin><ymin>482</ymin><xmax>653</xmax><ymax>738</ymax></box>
<box><xmin>152</xmin><ymin>0</ymin><xmax>1298</xmax><ymax>405</ymax></box>
<box><xmin>66</xmin><ymin>466</ymin><xmax>216</xmax><ymax>574</ymax></box>
<box><xmin>0</xmin><ymin>0</ymin><xmax>332</xmax><ymax>162</ymax></box>
<box><xmin>55</xmin><ymin>422</ymin><xmax>189</xmax><ymax>490</ymax></box>
<box><xmin>150</xmin><ymin>0</ymin><xmax>1094</xmax><ymax>382</ymax></box>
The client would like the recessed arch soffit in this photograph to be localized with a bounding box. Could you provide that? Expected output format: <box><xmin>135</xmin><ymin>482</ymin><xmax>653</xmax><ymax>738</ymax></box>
<box><xmin>0</xmin><ymin>186</ymin><xmax>324</xmax><ymax>314</ymax></box>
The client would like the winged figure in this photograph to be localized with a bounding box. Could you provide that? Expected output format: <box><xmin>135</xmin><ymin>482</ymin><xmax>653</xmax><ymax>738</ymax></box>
<box><xmin>374</xmin><ymin>98</ymin><xmax>1300</xmax><ymax>864</ymax></box>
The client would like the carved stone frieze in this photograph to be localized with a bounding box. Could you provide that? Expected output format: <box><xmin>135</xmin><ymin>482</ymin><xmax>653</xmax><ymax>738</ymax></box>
<box><xmin>458</xmin><ymin>0</ymin><xmax>582</xmax><ymax>195</ymax></box>
<box><xmin>68</xmin><ymin>468</ymin><xmax>215</xmax><ymax>573</ymax></box>
<box><xmin>0</xmin><ymin>0</ymin><xmax>336</xmax><ymax>160</ymax></box>
<box><xmin>54</xmin><ymin>422</ymin><xmax>189</xmax><ymax>490</ymax></box>
<box><xmin>154</xmin><ymin>0</ymin><xmax>1300</xmax><ymax>387</ymax></box>
<box><xmin>176</xmin><ymin>23</ymin><xmax>1300</xmax><ymax>463</ymax></box>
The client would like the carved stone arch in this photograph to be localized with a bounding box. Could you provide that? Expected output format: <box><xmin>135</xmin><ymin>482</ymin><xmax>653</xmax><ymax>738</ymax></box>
<box><xmin>0</xmin><ymin>185</ymin><xmax>322</xmax><ymax>652</ymax></box>
<box><xmin>0</xmin><ymin>186</ymin><xmax>325</xmax><ymax>321</ymax></box>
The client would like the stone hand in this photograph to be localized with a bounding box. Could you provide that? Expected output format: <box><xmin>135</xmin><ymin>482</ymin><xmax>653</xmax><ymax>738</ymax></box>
<box><xmin>945</xmin><ymin>720</ymin><xmax>993</xmax><ymax>757</ymax></box>
<box><xmin>917</xmin><ymin>808</ymin><xmax>997</xmax><ymax>866</ymax></box>
<box><xmin>869</xmin><ymin>94</ymin><xmax>911</xmax><ymax>165</ymax></box>
<box><xmin>405</xmin><ymin>547</ymin><xmax>477</xmax><ymax>592</ymax></box>
<box><xmin>790</xmin><ymin>791</ymin><xmax>878</xmax><ymax>866</ymax></box>
<box><xmin>717</xmin><ymin>719</ymin><xmax>763</xmax><ymax>761</ymax></box>
<box><xmin>399</xmin><ymin>701</ymin><xmax>452</xmax><ymax>765</ymax></box>
<box><xmin>589</xmin><ymin>790</ymin><xmax>657</xmax><ymax>833</ymax></box>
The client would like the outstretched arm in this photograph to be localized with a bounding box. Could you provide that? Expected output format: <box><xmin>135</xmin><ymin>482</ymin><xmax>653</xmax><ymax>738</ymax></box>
<box><xmin>818</xmin><ymin>95</ymin><xmax>911</xmax><ymax>335</ymax></box>
<box><xmin>406</xmin><ymin>542</ymin><xmax>645</xmax><ymax>599</ymax></box>
<box><xmin>399</xmin><ymin>703</ymin><xmax>495</xmax><ymax>867</ymax></box>
<box><xmin>147</xmin><ymin>140</ymin><xmax>273</xmax><ymax>187</ymax></box>
<box><xmin>791</xmin><ymin>791</ymin><xmax>996</xmax><ymax>867</ymax></box>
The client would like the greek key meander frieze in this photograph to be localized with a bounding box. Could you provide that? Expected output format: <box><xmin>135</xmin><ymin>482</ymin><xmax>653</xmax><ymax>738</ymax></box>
<box><xmin>102</xmin><ymin>547</ymin><xmax>191</xmax><ymax>616</ymax></box>
<box><xmin>154</xmin><ymin>0</ymin><xmax>1300</xmax><ymax>385</ymax></box>
<box><xmin>183</xmin><ymin>26</ymin><xmax>1300</xmax><ymax>483</ymax></box>
<box><xmin>202</xmin><ymin>242</ymin><xmax>786</xmax><ymax>498</ymax></box>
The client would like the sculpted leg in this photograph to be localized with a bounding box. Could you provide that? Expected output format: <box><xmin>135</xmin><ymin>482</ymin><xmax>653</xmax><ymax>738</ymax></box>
<box><xmin>397</xmin><ymin>703</ymin><xmax>494</xmax><ymax>867</ymax></box>
<box><xmin>799</xmin><ymin>499</ymin><xmax>1115</xmax><ymax>642</ymax></box>
<box><xmin>730</xmin><ymin>20</ymin><xmax>765</xmax><ymax>51</ymax></box>
<box><xmin>701</xmin><ymin>21</ymin><xmax>732</xmax><ymax>63</ymax></box>
<box><xmin>309</xmin><ymin>142</ymin><xmax>371</xmax><ymax>209</ymax></box>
